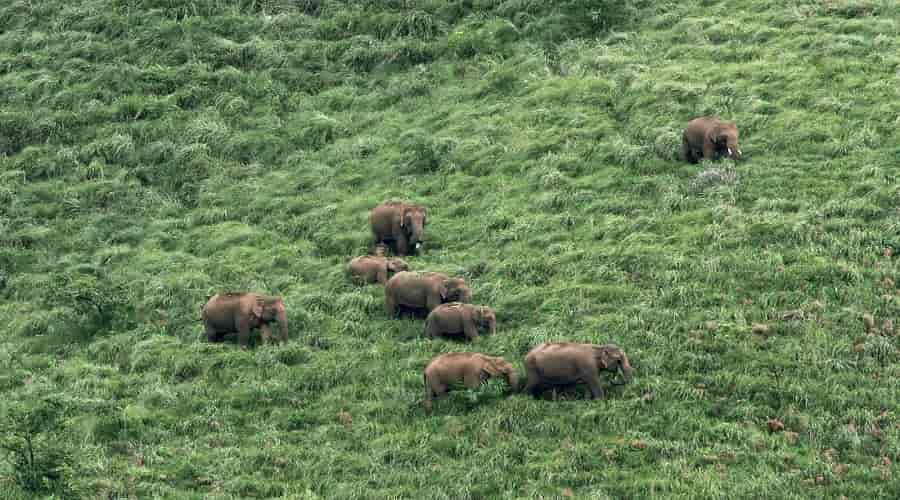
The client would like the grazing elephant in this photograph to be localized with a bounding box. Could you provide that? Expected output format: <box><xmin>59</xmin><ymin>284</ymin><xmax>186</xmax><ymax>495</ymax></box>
<box><xmin>384</xmin><ymin>271</ymin><xmax>472</xmax><ymax>316</ymax></box>
<box><xmin>370</xmin><ymin>201</ymin><xmax>427</xmax><ymax>256</ymax></box>
<box><xmin>423</xmin><ymin>352</ymin><xmax>519</xmax><ymax>410</ymax></box>
<box><xmin>682</xmin><ymin>115</ymin><xmax>742</xmax><ymax>163</ymax></box>
<box><xmin>201</xmin><ymin>293</ymin><xmax>288</xmax><ymax>347</ymax></box>
<box><xmin>523</xmin><ymin>343</ymin><xmax>633</xmax><ymax>400</ymax></box>
<box><xmin>347</xmin><ymin>255</ymin><xmax>410</xmax><ymax>285</ymax></box>
<box><xmin>425</xmin><ymin>303</ymin><xmax>496</xmax><ymax>341</ymax></box>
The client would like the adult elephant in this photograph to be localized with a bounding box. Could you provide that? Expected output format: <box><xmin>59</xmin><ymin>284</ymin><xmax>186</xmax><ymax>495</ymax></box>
<box><xmin>523</xmin><ymin>342</ymin><xmax>633</xmax><ymax>400</ymax></box>
<box><xmin>425</xmin><ymin>303</ymin><xmax>496</xmax><ymax>341</ymax></box>
<box><xmin>369</xmin><ymin>201</ymin><xmax>427</xmax><ymax>256</ymax></box>
<box><xmin>423</xmin><ymin>352</ymin><xmax>519</xmax><ymax>410</ymax></box>
<box><xmin>384</xmin><ymin>271</ymin><xmax>471</xmax><ymax>316</ymax></box>
<box><xmin>201</xmin><ymin>293</ymin><xmax>288</xmax><ymax>347</ymax></box>
<box><xmin>682</xmin><ymin>115</ymin><xmax>742</xmax><ymax>163</ymax></box>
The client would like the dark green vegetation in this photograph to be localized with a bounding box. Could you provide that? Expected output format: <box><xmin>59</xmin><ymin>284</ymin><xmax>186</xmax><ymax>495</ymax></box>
<box><xmin>2</xmin><ymin>0</ymin><xmax>899</xmax><ymax>497</ymax></box>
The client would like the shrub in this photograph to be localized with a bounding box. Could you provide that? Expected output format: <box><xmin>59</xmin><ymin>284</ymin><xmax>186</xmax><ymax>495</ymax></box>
<box><xmin>399</xmin><ymin>128</ymin><xmax>455</xmax><ymax>173</ymax></box>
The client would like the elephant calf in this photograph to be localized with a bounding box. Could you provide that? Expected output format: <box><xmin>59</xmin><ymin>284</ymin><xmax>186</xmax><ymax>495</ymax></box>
<box><xmin>425</xmin><ymin>303</ymin><xmax>496</xmax><ymax>341</ymax></box>
<box><xmin>370</xmin><ymin>201</ymin><xmax>427</xmax><ymax>256</ymax></box>
<box><xmin>524</xmin><ymin>342</ymin><xmax>633</xmax><ymax>400</ymax></box>
<box><xmin>423</xmin><ymin>352</ymin><xmax>518</xmax><ymax>410</ymax></box>
<box><xmin>201</xmin><ymin>293</ymin><xmax>288</xmax><ymax>347</ymax></box>
<box><xmin>682</xmin><ymin>115</ymin><xmax>742</xmax><ymax>163</ymax></box>
<box><xmin>384</xmin><ymin>271</ymin><xmax>472</xmax><ymax>316</ymax></box>
<box><xmin>347</xmin><ymin>255</ymin><xmax>410</xmax><ymax>285</ymax></box>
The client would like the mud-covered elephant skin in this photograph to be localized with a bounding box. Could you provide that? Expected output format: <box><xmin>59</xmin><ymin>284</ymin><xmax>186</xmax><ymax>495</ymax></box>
<box><xmin>348</xmin><ymin>256</ymin><xmax>410</xmax><ymax>285</ymax></box>
<box><xmin>423</xmin><ymin>352</ymin><xmax>518</xmax><ymax>410</ymax></box>
<box><xmin>425</xmin><ymin>303</ymin><xmax>496</xmax><ymax>341</ymax></box>
<box><xmin>682</xmin><ymin>115</ymin><xmax>742</xmax><ymax>163</ymax></box>
<box><xmin>384</xmin><ymin>271</ymin><xmax>472</xmax><ymax>316</ymax></box>
<box><xmin>201</xmin><ymin>293</ymin><xmax>288</xmax><ymax>347</ymax></box>
<box><xmin>523</xmin><ymin>342</ymin><xmax>633</xmax><ymax>400</ymax></box>
<box><xmin>369</xmin><ymin>201</ymin><xmax>427</xmax><ymax>256</ymax></box>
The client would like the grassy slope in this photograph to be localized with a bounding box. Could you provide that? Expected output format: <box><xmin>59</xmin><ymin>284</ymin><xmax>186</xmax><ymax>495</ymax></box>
<box><xmin>1</xmin><ymin>0</ymin><xmax>899</xmax><ymax>497</ymax></box>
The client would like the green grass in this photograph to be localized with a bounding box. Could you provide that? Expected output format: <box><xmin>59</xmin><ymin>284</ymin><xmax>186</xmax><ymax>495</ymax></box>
<box><xmin>1</xmin><ymin>0</ymin><xmax>899</xmax><ymax>497</ymax></box>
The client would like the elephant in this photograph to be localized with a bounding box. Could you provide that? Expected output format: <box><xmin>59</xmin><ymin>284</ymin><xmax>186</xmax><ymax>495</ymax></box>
<box><xmin>523</xmin><ymin>343</ymin><xmax>633</xmax><ymax>400</ymax></box>
<box><xmin>347</xmin><ymin>255</ymin><xmax>410</xmax><ymax>285</ymax></box>
<box><xmin>384</xmin><ymin>271</ymin><xmax>472</xmax><ymax>316</ymax></box>
<box><xmin>425</xmin><ymin>303</ymin><xmax>496</xmax><ymax>341</ymax></box>
<box><xmin>201</xmin><ymin>293</ymin><xmax>288</xmax><ymax>347</ymax></box>
<box><xmin>369</xmin><ymin>201</ymin><xmax>427</xmax><ymax>256</ymax></box>
<box><xmin>682</xmin><ymin>115</ymin><xmax>742</xmax><ymax>164</ymax></box>
<box><xmin>423</xmin><ymin>352</ymin><xmax>519</xmax><ymax>410</ymax></box>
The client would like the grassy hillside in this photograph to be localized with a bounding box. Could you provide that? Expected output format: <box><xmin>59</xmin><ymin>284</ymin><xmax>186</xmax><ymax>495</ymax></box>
<box><xmin>2</xmin><ymin>0</ymin><xmax>899</xmax><ymax>497</ymax></box>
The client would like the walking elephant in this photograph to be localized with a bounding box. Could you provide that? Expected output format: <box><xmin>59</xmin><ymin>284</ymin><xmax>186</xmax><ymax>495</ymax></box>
<box><xmin>347</xmin><ymin>255</ymin><xmax>410</xmax><ymax>284</ymax></box>
<box><xmin>523</xmin><ymin>342</ymin><xmax>633</xmax><ymax>400</ymax></box>
<box><xmin>423</xmin><ymin>352</ymin><xmax>519</xmax><ymax>410</ymax></box>
<box><xmin>201</xmin><ymin>293</ymin><xmax>288</xmax><ymax>347</ymax></box>
<box><xmin>682</xmin><ymin>115</ymin><xmax>742</xmax><ymax>163</ymax></box>
<box><xmin>384</xmin><ymin>271</ymin><xmax>472</xmax><ymax>316</ymax></box>
<box><xmin>370</xmin><ymin>201</ymin><xmax>427</xmax><ymax>256</ymax></box>
<box><xmin>425</xmin><ymin>303</ymin><xmax>496</xmax><ymax>341</ymax></box>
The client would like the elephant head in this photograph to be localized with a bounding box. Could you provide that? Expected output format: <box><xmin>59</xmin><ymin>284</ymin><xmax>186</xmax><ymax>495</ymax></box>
<box><xmin>482</xmin><ymin>356</ymin><xmax>519</xmax><ymax>392</ymax></box>
<box><xmin>387</xmin><ymin>258</ymin><xmax>410</xmax><ymax>273</ymax></box>
<box><xmin>254</xmin><ymin>296</ymin><xmax>288</xmax><ymax>340</ymax></box>
<box><xmin>593</xmin><ymin>344</ymin><xmax>633</xmax><ymax>384</ymax></box>
<box><xmin>474</xmin><ymin>306</ymin><xmax>496</xmax><ymax>335</ymax></box>
<box><xmin>442</xmin><ymin>278</ymin><xmax>472</xmax><ymax>304</ymax></box>
<box><xmin>713</xmin><ymin>123</ymin><xmax>741</xmax><ymax>160</ymax></box>
<box><xmin>400</xmin><ymin>204</ymin><xmax>427</xmax><ymax>250</ymax></box>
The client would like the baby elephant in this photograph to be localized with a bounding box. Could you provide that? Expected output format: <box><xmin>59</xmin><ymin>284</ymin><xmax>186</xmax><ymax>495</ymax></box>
<box><xmin>201</xmin><ymin>293</ymin><xmax>288</xmax><ymax>347</ymax></box>
<box><xmin>682</xmin><ymin>115</ymin><xmax>742</xmax><ymax>163</ymax></box>
<box><xmin>425</xmin><ymin>303</ymin><xmax>496</xmax><ymax>341</ymax></box>
<box><xmin>524</xmin><ymin>342</ymin><xmax>633</xmax><ymax>400</ymax></box>
<box><xmin>347</xmin><ymin>255</ymin><xmax>410</xmax><ymax>284</ymax></box>
<box><xmin>423</xmin><ymin>352</ymin><xmax>518</xmax><ymax>410</ymax></box>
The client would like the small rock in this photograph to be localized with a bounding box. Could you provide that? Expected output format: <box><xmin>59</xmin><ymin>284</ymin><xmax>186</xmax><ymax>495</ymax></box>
<box><xmin>630</xmin><ymin>439</ymin><xmax>647</xmax><ymax>450</ymax></box>
<box><xmin>705</xmin><ymin>321</ymin><xmax>718</xmax><ymax>332</ymax></box>
<box><xmin>784</xmin><ymin>431</ymin><xmax>799</xmax><ymax>444</ymax></box>
<box><xmin>884</xmin><ymin>248</ymin><xmax>894</xmax><ymax>258</ymax></box>
<box><xmin>337</xmin><ymin>410</ymin><xmax>353</xmax><ymax>428</ymax></box>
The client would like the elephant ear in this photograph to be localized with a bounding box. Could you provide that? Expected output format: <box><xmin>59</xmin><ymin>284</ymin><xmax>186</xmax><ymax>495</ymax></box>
<box><xmin>592</xmin><ymin>345</ymin><xmax>611</xmax><ymax>369</ymax></box>
<box><xmin>399</xmin><ymin>205</ymin><xmax>409</xmax><ymax>228</ymax></box>
<box><xmin>482</xmin><ymin>357</ymin><xmax>503</xmax><ymax>377</ymax></box>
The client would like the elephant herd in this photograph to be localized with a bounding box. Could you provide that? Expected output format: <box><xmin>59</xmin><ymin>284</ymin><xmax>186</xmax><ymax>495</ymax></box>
<box><xmin>355</xmin><ymin>201</ymin><xmax>636</xmax><ymax>410</ymax></box>
<box><xmin>199</xmin><ymin>115</ymin><xmax>742</xmax><ymax>409</ymax></box>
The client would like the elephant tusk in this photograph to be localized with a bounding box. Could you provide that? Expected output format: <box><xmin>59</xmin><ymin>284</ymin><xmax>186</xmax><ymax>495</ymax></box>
<box><xmin>728</xmin><ymin>148</ymin><xmax>733</xmax><ymax>156</ymax></box>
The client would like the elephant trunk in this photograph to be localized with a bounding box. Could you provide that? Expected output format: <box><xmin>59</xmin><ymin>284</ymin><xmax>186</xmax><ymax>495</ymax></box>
<box><xmin>505</xmin><ymin>371</ymin><xmax>519</xmax><ymax>392</ymax></box>
<box><xmin>618</xmin><ymin>356</ymin><xmax>634</xmax><ymax>384</ymax></box>
<box><xmin>277</xmin><ymin>308</ymin><xmax>288</xmax><ymax>341</ymax></box>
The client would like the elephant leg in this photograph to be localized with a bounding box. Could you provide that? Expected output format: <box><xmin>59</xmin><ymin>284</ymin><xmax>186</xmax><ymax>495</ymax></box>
<box><xmin>205</xmin><ymin>324</ymin><xmax>222</xmax><ymax>342</ymax></box>
<box><xmin>682</xmin><ymin>140</ymin><xmax>697</xmax><ymax>164</ymax></box>
<box><xmin>237</xmin><ymin>319</ymin><xmax>252</xmax><ymax>347</ymax></box>
<box><xmin>385</xmin><ymin>294</ymin><xmax>397</xmax><ymax>317</ymax></box>
<box><xmin>702</xmin><ymin>140</ymin><xmax>716</xmax><ymax>161</ymax></box>
<box><xmin>463</xmin><ymin>372</ymin><xmax>482</xmax><ymax>390</ymax></box>
<box><xmin>462</xmin><ymin>321</ymin><xmax>480</xmax><ymax>342</ymax></box>
<box><xmin>260</xmin><ymin>323</ymin><xmax>273</xmax><ymax>345</ymax></box>
<box><xmin>586</xmin><ymin>375</ymin><xmax>605</xmax><ymax>400</ymax></box>
<box><xmin>375</xmin><ymin>268</ymin><xmax>388</xmax><ymax>285</ymax></box>
<box><xmin>425</xmin><ymin>320</ymin><xmax>439</xmax><ymax>339</ymax></box>
<box><xmin>395</xmin><ymin>234</ymin><xmax>409</xmax><ymax>256</ymax></box>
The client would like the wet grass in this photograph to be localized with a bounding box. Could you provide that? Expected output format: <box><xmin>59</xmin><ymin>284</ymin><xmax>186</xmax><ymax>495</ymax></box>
<box><xmin>1</xmin><ymin>0</ymin><xmax>899</xmax><ymax>497</ymax></box>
